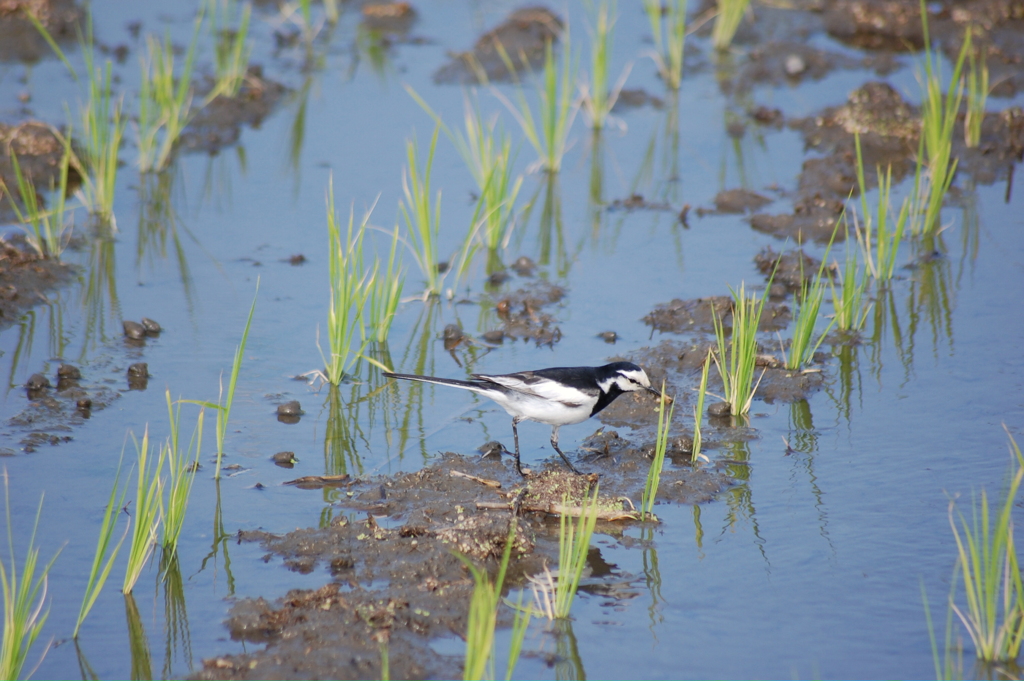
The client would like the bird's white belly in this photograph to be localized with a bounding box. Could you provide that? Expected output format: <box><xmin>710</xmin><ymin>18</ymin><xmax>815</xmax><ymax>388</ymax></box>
<box><xmin>490</xmin><ymin>392</ymin><xmax>594</xmax><ymax>426</ymax></box>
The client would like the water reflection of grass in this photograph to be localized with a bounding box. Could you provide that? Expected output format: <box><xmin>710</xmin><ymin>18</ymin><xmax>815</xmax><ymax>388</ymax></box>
<box><xmin>197</xmin><ymin>479</ymin><xmax>236</xmax><ymax>596</ymax></box>
<box><xmin>160</xmin><ymin>550</ymin><xmax>193</xmax><ymax>677</ymax></box>
<box><xmin>137</xmin><ymin>167</ymin><xmax>197</xmax><ymax>314</ymax></box>
<box><xmin>124</xmin><ymin>592</ymin><xmax>153</xmax><ymax>681</ymax></box>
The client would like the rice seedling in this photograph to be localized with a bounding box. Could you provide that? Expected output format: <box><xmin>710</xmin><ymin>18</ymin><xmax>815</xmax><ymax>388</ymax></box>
<box><xmin>123</xmin><ymin>428</ymin><xmax>165</xmax><ymax>594</ymax></box>
<box><xmin>922</xmin><ymin>580</ymin><xmax>965</xmax><ymax>681</ymax></box>
<box><xmin>161</xmin><ymin>391</ymin><xmax>204</xmax><ymax>552</ymax></box>
<box><xmin>214</xmin><ymin>281</ymin><xmax>258</xmax><ymax>475</ymax></box>
<box><xmin>643</xmin><ymin>0</ymin><xmax>687</xmax><ymax>89</ymax></box>
<box><xmin>580</xmin><ymin>1</ymin><xmax>630</xmax><ymax>129</ymax></box>
<box><xmin>947</xmin><ymin>430</ymin><xmax>1024</xmax><ymax>662</ymax></box>
<box><xmin>530</xmin><ymin>487</ymin><xmax>600</xmax><ymax>620</ymax></box>
<box><xmin>3</xmin><ymin>133</ymin><xmax>74</xmax><ymax>258</ymax></box>
<box><xmin>320</xmin><ymin>182</ymin><xmax>374</xmax><ymax>384</ymax></box>
<box><xmin>496</xmin><ymin>36</ymin><xmax>579</xmax><ymax>173</ymax></box>
<box><xmin>641</xmin><ymin>383</ymin><xmax>675</xmax><ymax>520</ymax></box>
<box><xmin>691</xmin><ymin>349</ymin><xmax>712</xmax><ymax>464</ymax></box>
<box><xmin>458</xmin><ymin>522</ymin><xmax>519</xmax><ymax>681</ymax></box>
<box><xmin>466</xmin><ymin>125</ymin><xmax>522</xmax><ymax>258</ymax></box>
<box><xmin>784</xmin><ymin>253</ymin><xmax>835</xmax><ymax>370</ymax></box>
<box><xmin>712</xmin><ymin>0</ymin><xmax>751</xmax><ymax>50</ymax></box>
<box><xmin>74</xmin><ymin>453</ymin><xmax>130</xmax><ymax>638</ymax></box>
<box><xmin>137</xmin><ymin>14</ymin><xmax>203</xmax><ymax>172</ymax></box>
<box><xmin>711</xmin><ymin>281</ymin><xmax>771</xmax><ymax>416</ymax></box>
<box><xmin>365</xmin><ymin>226</ymin><xmax>405</xmax><ymax>345</ymax></box>
<box><xmin>69</xmin><ymin>16</ymin><xmax>126</xmax><ymax>224</ymax></box>
<box><xmin>1</xmin><ymin>470</ymin><xmax>60</xmax><ymax>681</ymax></box>
<box><xmin>397</xmin><ymin>128</ymin><xmax>475</xmax><ymax>298</ymax></box>
<box><xmin>915</xmin><ymin>1</ymin><xmax>969</xmax><ymax>235</ymax></box>
<box><xmin>398</xmin><ymin>129</ymin><xmax>442</xmax><ymax>297</ymax></box>
<box><xmin>853</xmin><ymin>134</ymin><xmax>908</xmax><ymax>280</ymax></box>
<box><xmin>964</xmin><ymin>29</ymin><xmax>988</xmax><ymax>149</ymax></box>
<box><xmin>830</xmin><ymin>243</ymin><xmax>873</xmax><ymax>332</ymax></box>
<box><xmin>207</xmin><ymin>0</ymin><xmax>253</xmax><ymax>101</ymax></box>
<box><xmin>505</xmin><ymin>592</ymin><xmax>532</xmax><ymax>680</ymax></box>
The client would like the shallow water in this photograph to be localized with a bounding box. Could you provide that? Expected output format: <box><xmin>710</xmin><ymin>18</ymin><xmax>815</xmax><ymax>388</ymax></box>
<box><xmin>1</xmin><ymin>1</ymin><xmax>1023</xmax><ymax>679</ymax></box>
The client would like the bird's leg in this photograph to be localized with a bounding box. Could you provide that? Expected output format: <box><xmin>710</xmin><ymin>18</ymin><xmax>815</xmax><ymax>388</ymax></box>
<box><xmin>550</xmin><ymin>426</ymin><xmax>583</xmax><ymax>475</ymax></box>
<box><xmin>512</xmin><ymin>417</ymin><xmax>525</xmax><ymax>477</ymax></box>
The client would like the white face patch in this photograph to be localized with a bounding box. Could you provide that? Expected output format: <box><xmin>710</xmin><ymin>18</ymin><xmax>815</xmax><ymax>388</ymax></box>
<box><xmin>600</xmin><ymin>368</ymin><xmax>652</xmax><ymax>393</ymax></box>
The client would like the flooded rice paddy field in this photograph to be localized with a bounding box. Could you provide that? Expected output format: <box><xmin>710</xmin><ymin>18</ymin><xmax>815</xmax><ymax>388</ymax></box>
<box><xmin>2</xmin><ymin>0</ymin><xmax>1024</xmax><ymax>678</ymax></box>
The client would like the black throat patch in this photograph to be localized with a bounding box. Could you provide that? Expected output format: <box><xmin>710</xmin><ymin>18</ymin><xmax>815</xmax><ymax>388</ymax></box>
<box><xmin>589</xmin><ymin>383</ymin><xmax>624</xmax><ymax>417</ymax></box>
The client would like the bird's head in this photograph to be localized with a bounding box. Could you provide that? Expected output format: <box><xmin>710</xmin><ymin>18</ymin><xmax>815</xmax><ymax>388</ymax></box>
<box><xmin>598</xmin><ymin>362</ymin><xmax>666</xmax><ymax>400</ymax></box>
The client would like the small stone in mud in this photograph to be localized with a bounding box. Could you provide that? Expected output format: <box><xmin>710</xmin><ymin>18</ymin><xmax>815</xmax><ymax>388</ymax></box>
<box><xmin>784</xmin><ymin>54</ymin><xmax>807</xmax><ymax>76</ymax></box>
<box><xmin>277</xmin><ymin>401</ymin><xmax>302</xmax><ymax>423</ymax></box>
<box><xmin>186</xmin><ymin>461</ymin><xmax>201</xmax><ymax>472</ymax></box>
<box><xmin>708</xmin><ymin>401</ymin><xmax>731</xmax><ymax>417</ymax></box>
<box><xmin>76</xmin><ymin>398</ymin><xmax>92</xmax><ymax>413</ymax></box>
<box><xmin>487</xmin><ymin>270</ymin><xmax>510</xmax><ymax>286</ymax></box>
<box><xmin>482</xmin><ymin>329</ymin><xmax>505</xmax><ymax>344</ymax></box>
<box><xmin>127</xmin><ymin>363</ymin><xmax>149</xmax><ymax>378</ymax></box>
<box><xmin>436</xmin><ymin>261</ymin><xmax>449</xmax><ymax>274</ymax></box>
<box><xmin>254</xmin><ymin>482</ymin><xmax>266</xmax><ymax>490</ymax></box>
<box><xmin>25</xmin><ymin>373</ymin><xmax>50</xmax><ymax>392</ymax></box>
<box><xmin>597</xmin><ymin>331</ymin><xmax>618</xmax><ymax>344</ymax></box>
<box><xmin>510</xmin><ymin>256</ymin><xmax>535</xmax><ymax>276</ymax></box>
<box><xmin>127</xmin><ymin>363</ymin><xmax>149</xmax><ymax>391</ymax></box>
<box><xmin>57</xmin><ymin>364</ymin><xmax>81</xmax><ymax>380</ymax></box>
<box><xmin>272</xmin><ymin>451</ymin><xmax>299</xmax><ymax>468</ymax></box>
<box><xmin>123</xmin><ymin>320</ymin><xmax>145</xmax><ymax>340</ymax></box>
<box><xmin>751</xmin><ymin>106</ymin><xmax>783</xmax><ymax>126</ymax></box>
<box><xmin>714</xmin><ymin>189</ymin><xmax>772</xmax><ymax>214</ymax></box>
<box><xmin>288</xmin><ymin>254</ymin><xmax>306</xmax><ymax>265</ymax></box>
<box><xmin>141</xmin><ymin>317</ymin><xmax>161</xmax><ymax>335</ymax></box>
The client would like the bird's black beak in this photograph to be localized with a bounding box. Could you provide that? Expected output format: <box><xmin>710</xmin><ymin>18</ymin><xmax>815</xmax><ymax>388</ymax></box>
<box><xmin>646</xmin><ymin>386</ymin><xmax>672</xmax><ymax>403</ymax></box>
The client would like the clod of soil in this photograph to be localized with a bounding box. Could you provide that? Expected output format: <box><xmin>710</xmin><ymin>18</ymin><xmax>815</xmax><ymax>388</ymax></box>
<box><xmin>361</xmin><ymin>1</ymin><xmax>417</xmax><ymax>34</ymax></box>
<box><xmin>0</xmin><ymin>238</ymin><xmax>76</xmax><ymax>329</ymax></box>
<box><xmin>489</xmin><ymin>280</ymin><xmax>566</xmax><ymax>346</ymax></box>
<box><xmin>713</xmin><ymin>188</ymin><xmax>773</xmax><ymax>214</ymax></box>
<box><xmin>195</xmin><ymin>435</ymin><xmax>732</xmax><ymax>680</ymax></box>
<box><xmin>823</xmin><ymin>0</ymin><xmax>925</xmax><ymax>50</ymax></box>
<box><xmin>433</xmin><ymin>7</ymin><xmax>563</xmax><ymax>85</ymax></box>
<box><xmin>643</xmin><ymin>295</ymin><xmax>791</xmax><ymax>335</ymax></box>
<box><xmin>0</xmin><ymin>121</ymin><xmax>82</xmax><ymax>221</ymax></box>
<box><xmin>182</xmin><ymin>67</ymin><xmax>288</xmax><ymax>157</ymax></box>
<box><xmin>754</xmin><ymin>247</ymin><xmax>829</xmax><ymax>294</ymax></box>
<box><xmin>0</xmin><ymin>0</ymin><xmax>82</xmax><ymax>63</ymax></box>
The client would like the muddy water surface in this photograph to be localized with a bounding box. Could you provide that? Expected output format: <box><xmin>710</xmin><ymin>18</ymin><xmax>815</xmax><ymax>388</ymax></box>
<box><xmin>1</xmin><ymin>0</ymin><xmax>1023</xmax><ymax>679</ymax></box>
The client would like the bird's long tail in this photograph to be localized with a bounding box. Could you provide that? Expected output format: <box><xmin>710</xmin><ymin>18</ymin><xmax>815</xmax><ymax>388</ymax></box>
<box><xmin>382</xmin><ymin>372</ymin><xmax>485</xmax><ymax>393</ymax></box>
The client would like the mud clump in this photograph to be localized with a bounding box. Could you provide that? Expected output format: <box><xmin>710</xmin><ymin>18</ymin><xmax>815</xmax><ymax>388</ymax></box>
<box><xmin>754</xmin><ymin>247</ymin><xmax>828</xmax><ymax>294</ymax></box>
<box><xmin>434</xmin><ymin>7</ymin><xmax>562</xmax><ymax>85</ymax></box>
<box><xmin>0</xmin><ymin>237</ymin><xmax>76</xmax><ymax>329</ymax></box>
<box><xmin>490</xmin><ymin>280</ymin><xmax>566</xmax><ymax>346</ymax></box>
<box><xmin>712</xmin><ymin>188</ymin><xmax>773</xmax><ymax>214</ymax></box>
<box><xmin>824</xmin><ymin>0</ymin><xmax>925</xmax><ymax>50</ymax></box>
<box><xmin>195</xmin><ymin>442</ymin><xmax>731</xmax><ymax>680</ymax></box>
<box><xmin>644</xmin><ymin>295</ymin><xmax>791</xmax><ymax>335</ymax></box>
<box><xmin>0</xmin><ymin>121</ymin><xmax>82</xmax><ymax>221</ymax></box>
<box><xmin>0</xmin><ymin>0</ymin><xmax>82</xmax><ymax>63</ymax></box>
<box><xmin>182</xmin><ymin>67</ymin><xmax>288</xmax><ymax>156</ymax></box>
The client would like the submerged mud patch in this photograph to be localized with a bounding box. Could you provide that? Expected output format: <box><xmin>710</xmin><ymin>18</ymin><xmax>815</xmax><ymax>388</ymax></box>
<box><xmin>433</xmin><ymin>7</ymin><xmax>562</xmax><ymax>85</ymax></box>
<box><xmin>0</xmin><ymin>237</ymin><xmax>76</xmax><ymax>329</ymax></box>
<box><xmin>195</xmin><ymin>452</ymin><xmax>729</xmax><ymax>680</ymax></box>
<box><xmin>182</xmin><ymin>67</ymin><xmax>289</xmax><ymax>156</ymax></box>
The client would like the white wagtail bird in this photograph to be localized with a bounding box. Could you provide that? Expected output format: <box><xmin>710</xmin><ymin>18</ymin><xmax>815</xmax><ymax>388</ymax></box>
<box><xmin>383</xmin><ymin>362</ymin><xmax>664</xmax><ymax>476</ymax></box>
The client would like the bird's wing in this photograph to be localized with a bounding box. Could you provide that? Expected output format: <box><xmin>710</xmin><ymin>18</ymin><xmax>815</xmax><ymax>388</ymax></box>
<box><xmin>475</xmin><ymin>371</ymin><xmax>597</xmax><ymax>404</ymax></box>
